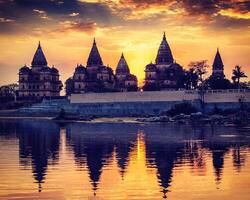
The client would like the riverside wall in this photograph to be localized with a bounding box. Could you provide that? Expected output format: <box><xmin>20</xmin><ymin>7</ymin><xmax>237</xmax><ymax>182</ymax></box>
<box><xmin>19</xmin><ymin>90</ymin><xmax>250</xmax><ymax>117</ymax></box>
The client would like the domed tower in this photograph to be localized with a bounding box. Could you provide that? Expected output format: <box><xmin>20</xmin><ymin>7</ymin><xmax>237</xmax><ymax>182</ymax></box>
<box><xmin>73</xmin><ymin>64</ymin><xmax>87</xmax><ymax>93</ymax></box>
<box><xmin>31</xmin><ymin>42</ymin><xmax>48</xmax><ymax>72</ymax></box>
<box><xmin>212</xmin><ymin>48</ymin><xmax>225</xmax><ymax>79</ymax></box>
<box><xmin>145</xmin><ymin>62</ymin><xmax>157</xmax><ymax>84</ymax></box>
<box><xmin>116</xmin><ymin>53</ymin><xmax>130</xmax><ymax>81</ymax></box>
<box><xmin>86</xmin><ymin>38</ymin><xmax>103</xmax><ymax>74</ymax></box>
<box><xmin>18</xmin><ymin>65</ymin><xmax>31</xmax><ymax>96</ymax></box>
<box><xmin>155</xmin><ymin>32</ymin><xmax>174</xmax><ymax>67</ymax></box>
<box><xmin>18</xmin><ymin>42</ymin><xmax>62</xmax><ymax>97</ymax></box>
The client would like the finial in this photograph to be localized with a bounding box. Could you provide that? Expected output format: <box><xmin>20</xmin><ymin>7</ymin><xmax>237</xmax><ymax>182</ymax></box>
<box><xmin>93</xmin><ymin>37</ymin><xmax>96</xmax><ymax>44</ymax></box>
<box><xmin>38</xmin><ymin>41</ymin><xmax>41</xmax><ymax>49</ymax></box>
<box><xmin>217</xmin><ymin>47</ymin><xmax>219</xmax><ymax>52</ymax></box>
<box><xmin>163</xmin><ymin>31</ymin><xmax>166</xmax><ymax>40</ymax></box>
<box><xmin>121</xmin><ymin>52</ymin><xmax>124</xmax><ymax>58</ymax></box>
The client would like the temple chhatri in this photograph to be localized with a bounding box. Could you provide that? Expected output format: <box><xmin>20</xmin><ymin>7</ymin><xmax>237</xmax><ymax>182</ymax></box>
<box><xmin>18</xmin><ymin>32</ymin><xmax>228</xmax><ymax>97</ymax></box>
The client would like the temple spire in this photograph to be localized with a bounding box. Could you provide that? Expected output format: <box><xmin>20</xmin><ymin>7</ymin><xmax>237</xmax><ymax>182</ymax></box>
<box><xmin>155</xmin><ymin>32</ymin><xmax>174</xmax><ymax>65</ymax></box>
<box><xmin>212</xmin><ymin>48</ymin><xmax>225</xmax><ymax>78</ymax></box>
<box><xmin>87</xmin><ymin>38</ymin><xmax>103</xmax><ymax>67</ymax></box>
<box><xmin>212</xmin><ymin>48</ymin><xmax>224</xmax><ymax>70</ymax></box>
<box><xmin>31</xmin><ymin>41</ymin><xmax>47</xmax><ymax>66</ymax></box>
<box><xmin>116</xmin><ymin>53</ymin><xmax>130</xmax><ymax>75</ymax></box>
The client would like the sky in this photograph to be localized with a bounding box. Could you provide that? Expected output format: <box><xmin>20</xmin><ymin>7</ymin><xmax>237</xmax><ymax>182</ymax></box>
<box><xmin>0</xmin><ymin>0</ymin><xmax>249</xmax><ymax>87</ymax></box>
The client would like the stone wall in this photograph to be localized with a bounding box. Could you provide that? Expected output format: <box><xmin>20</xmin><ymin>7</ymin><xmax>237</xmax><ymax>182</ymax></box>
<box><xmin>70</xmin><ymin>90</ymin><xmax>199</xmax><ymax>103</ymax></box>
<box><xmin>19</xmin><ymin>90</ymin><xmax>250</xmax><ymax>117</ymax></box>
<box><xmin>70</xmin><ymin>90</ymin><xmax>250</xmax><ymax>104</ymax></box>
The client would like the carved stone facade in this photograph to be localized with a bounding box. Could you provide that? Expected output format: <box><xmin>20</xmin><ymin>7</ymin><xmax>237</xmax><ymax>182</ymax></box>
<box><xmin>18</xmin><ymin>43</ymin><xmax>62</xmax><ymax>97</ymax></box>
<box><xmin>144</xmin><ymin>33</ymin><xmax>185</xmax><ymax>90</ymax></box>
<box><xmin>69</xmin><ymin>39</ymin><xmax>138</xmax><ymax>93</ymax></box>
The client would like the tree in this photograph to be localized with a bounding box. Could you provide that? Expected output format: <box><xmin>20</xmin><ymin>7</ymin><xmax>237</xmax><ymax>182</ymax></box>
<box><xmin>65</xmin><ymin>77</ymin><xmax>74</xmax><ymax>96</ymax></box>
<box><xmin>183</xmin><ymin>68</ymin><xmax>199</xmax><ymax>90</ymax></box>
<box><xmin>205</xmin><ymin>76</ymin><xmax>232</xmax><ymax>89</ymax></box>
<box><xmin>188</xmin><ymin>60</ymin><xmax>209</xmax><ymax>86</ymax></box>
<box><xmin>232</xmin><ymin>65</ymin><xmax>247</xmax><ymax>88</ymax></box>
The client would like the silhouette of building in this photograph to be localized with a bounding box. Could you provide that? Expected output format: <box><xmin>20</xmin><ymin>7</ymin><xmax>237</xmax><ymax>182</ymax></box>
<box><xmin>68</xmin><ymin>39</ymin><xmax>138</xmax><ymax>93</ymax></box>
<box><xmin>211</xmin><ymin>48</ymin><xmax>225</xmax><ymax>79</ymax></box>
<box><xmin>18</xmin><ymin>42</ymin><xmax>62</xmax><ymax>97</ymax></box>
<box><xmin>143</xmin><ymin>32</ymin><xmax>185</xmax><ymax>90</ymax></box>
<box><xmin>115</xmin><ymin>53</ymin><xmax>138</xmax><ymax>91</ymax></box>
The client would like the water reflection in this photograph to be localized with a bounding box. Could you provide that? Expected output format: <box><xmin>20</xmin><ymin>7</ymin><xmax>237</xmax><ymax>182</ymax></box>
<box><xmin>0</xmin><ymin>120</ymin><xmax>250</xmax><ymax>199</ymax></box>
<box><xmin>18</xmin><ymin>120</ymin><xmax>60</xmax><ymax>192</ymax></box>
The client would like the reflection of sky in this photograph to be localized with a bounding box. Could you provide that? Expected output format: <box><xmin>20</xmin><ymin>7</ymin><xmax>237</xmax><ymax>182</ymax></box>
<box><xmin>0</xmin><ymin>120</ymin><xmax>250</xmax><ymax>199</ymax></box>
<box><xmin>0</xmin><ymin>0</ymin><xmax>250</xmax><ymax>87</ymax></box>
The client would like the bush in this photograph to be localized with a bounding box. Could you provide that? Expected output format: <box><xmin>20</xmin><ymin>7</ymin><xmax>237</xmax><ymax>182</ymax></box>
<box><xmin>162</xmin><ymin>102</ymin><xmax>198</xmax><ymax>117</ymax></box>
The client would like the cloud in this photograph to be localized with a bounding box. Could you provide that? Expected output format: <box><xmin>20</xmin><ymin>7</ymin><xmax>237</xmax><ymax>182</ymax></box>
<box><xmin>33</xmin><ymin>9</ymin><xmax>46</xmax><ymax>14</ymax></box>
<box><xmin>69</xmin><ymin>12</ymin><xmax>80</xmax><ymax>17</ymax></box>
<box><xmin>0</xmin><ymin>17</ymin><xmax>15</xmax><ymax>23</ymax></box>
<box><xmin>0</xmin><ymin>0</ymin><xmax>249</xmax><ymax>36</ymax></box>
<box><xmin>59</xmin><ymin>20</ymin><xmax>98</xmax><ymax>33</ymax></box>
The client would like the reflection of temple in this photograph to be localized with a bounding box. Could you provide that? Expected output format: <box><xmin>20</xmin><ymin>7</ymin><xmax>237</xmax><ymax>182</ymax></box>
<box><xmin>17</xmin><ymin>120</ymin><xmax>60</xmax><ymax>192</ymax></box>
<box><xmin>207</xmin><ymin>143</ymin><xmax>229</xmax><ymax>184</ymax></box>
<box><xmin>1</xmin><ymin>120</ymin><xmax>247</xmax><ymax>197</ymax></box>
<box><xmin>232</xmin><ymin>146</ymin><xmax>247</xmax><ymax>171</ymax></box>
<box><xmin>65</xmin><ymin>123</ymin><xmax>137</xmax><ymax>193</ymax></box>
<box><xmin>66</xmin><ymin>124</ymin><xmax>114</xmax><ymax>194</ymax></box>
<box><xmin>145</xmin><ymin>140</ymin><xmax>183</xmax><ymax>199</ymax></box>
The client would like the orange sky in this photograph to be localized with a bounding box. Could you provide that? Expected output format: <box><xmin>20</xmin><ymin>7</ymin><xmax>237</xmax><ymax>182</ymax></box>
<box><xmin>0</xmin><ymin>0</ymin><xmax>249</xmax><ymax>87</ymax></box>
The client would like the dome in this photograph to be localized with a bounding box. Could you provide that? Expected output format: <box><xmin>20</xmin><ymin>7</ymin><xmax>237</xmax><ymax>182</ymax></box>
<box><xmin>50</xmin><ymin>67</ymin><xmax>59</xmax><ymax>74</ymax></box>
<box><xmin>98</xmin><ymin>66</ymin><xmax>113</xmax><ymax>74</ymax></box>
<box><xmin>125</xmin><ymin>74</ymin><xmax>137</xmax><ymax>81</ymax></box>
<box><xmin>19</xmin><ymin>65</ymin><xmax>30</xmax><ymax>74</ymax></box>
<box><xmin>145</xmin><ymin>63</ymin><xmax>156</xmax><ymax>71</ymax></box>
<box><xmin>116</xmin><ymin>53</ymin><xmax>130</xmax><ymax>75</ymax></box>
<box><xmin>31</xmin><ymin>42</ymin><xmax>48</xmax><ymax>66</ymax></box>
<box><xmin>40</xmin><ymin>66</ymin><xmax>51</xmax><ymax>73</ymax></box>
<box><xmin>75</xmin><ymin>64</ymin><xmax>86</xmax><ymax>74</ymax></box>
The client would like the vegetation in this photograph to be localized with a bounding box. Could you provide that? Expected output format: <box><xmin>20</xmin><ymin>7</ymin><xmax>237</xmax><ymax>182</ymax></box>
<box><xmin>232</xmin><ymin>65</ymin><xmax>248</xmax><ymax>88</ymax></box>
<box><xmin>183</xmin><ymin>68</ymin><xmax>199</xmax><ymax>90</ymax></box>
<box><xmin>188</xmin><ymin>60</ymin><xmax>209</xmax><ymax>86</ymax></box>
<box><xmin>205</xmin><ymin>76</ymin><xmax>232</xmax><ymax>89</ymax></box>
<box><xmin>65</xmin><ymin>78</ymin><xmax>74</xmax><ymax>96</ymax></box>
<box><xmin>162</xmin><ymin>102</ymin><xmax>198</xmax><ymax>117</ymax></box>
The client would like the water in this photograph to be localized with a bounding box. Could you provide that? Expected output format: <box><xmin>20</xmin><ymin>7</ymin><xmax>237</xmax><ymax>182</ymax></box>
<box><xmin>0</xmin><ymin>119</ymin><xmax>250</xmax><ymax>200</ymax></box>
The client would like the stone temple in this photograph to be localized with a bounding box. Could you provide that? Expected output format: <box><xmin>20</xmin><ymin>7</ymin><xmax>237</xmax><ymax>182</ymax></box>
<box><xmin>143</xmin><ymin>32</ymin><xmax>184</xmax><ymax>90</ymax></box>
<box><xmin>67</xmin><ymin>39</ymin><xmax>138</xmax><ymax>94</ymax></box>
<box><xmin>18</xmin><ymin>42</ymin><xmax>63</xmax><ymax>97</ymax></box>
<box><xmin>211</xmin><ymin>48</ymin><xmax>225</xmax><ymax>79</ymax></box>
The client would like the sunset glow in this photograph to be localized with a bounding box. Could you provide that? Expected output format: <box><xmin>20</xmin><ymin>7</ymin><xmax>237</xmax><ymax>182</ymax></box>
<box><xmin>0</xmin><ymin>0</ymin><xmax>249</xmax><ymax>88</ymax></box>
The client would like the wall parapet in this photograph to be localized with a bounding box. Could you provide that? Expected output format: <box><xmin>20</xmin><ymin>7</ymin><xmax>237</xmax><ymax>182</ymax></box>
<box><xmin>70</xmin><ymin>90</ymin><xmax>250</xmax><ymax>104</ymax></box>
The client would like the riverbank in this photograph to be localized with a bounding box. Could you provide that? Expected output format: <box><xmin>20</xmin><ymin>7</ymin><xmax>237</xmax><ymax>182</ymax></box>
<box><xmin>1</xmin><ymin>109</ymin><xmax>250</xmax><ymax>128</ymax></box>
